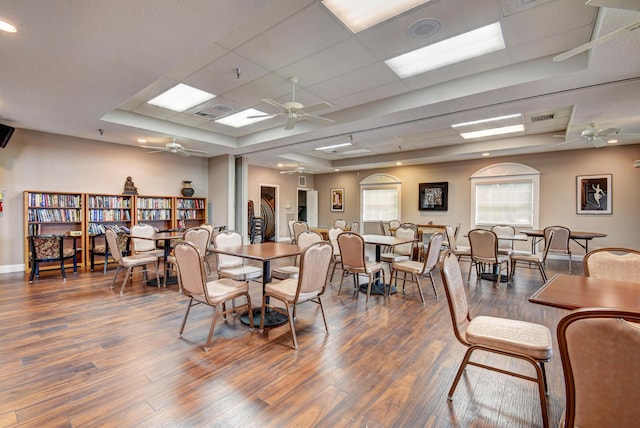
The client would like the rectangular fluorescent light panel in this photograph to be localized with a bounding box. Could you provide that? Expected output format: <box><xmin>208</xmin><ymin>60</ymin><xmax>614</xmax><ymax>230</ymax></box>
<box><xmin>452</xmin><ymin>113</ymin><xmax>522</xmax><ymax>128</ymax></box>
<box><xmin>315</xmin><ymin>142</ymin><xmax>352</xmax><ymax>151</ymax></box>
<box><xmin>148</xmin><ymin>83</ymin><xmax>215</xmax><ymax>112</ymax></box>
<box><xmin>460</xmin><ymin>124</ymin><xmax>524</xmax><ymax>140</ymax></box>
<box><xmin>322</xmin><ymin>0</ymin><xmax>431</xmax><ymax>33</ymax></box>
<box><xmin>385</xmin><ymin>22</ymin><xmax>505</xmax><ymax>78</ymax></box>
<box><xmin>214</xmin><ymin>108</ymin><xmax>270</xmax><ymax>128</ymax></box>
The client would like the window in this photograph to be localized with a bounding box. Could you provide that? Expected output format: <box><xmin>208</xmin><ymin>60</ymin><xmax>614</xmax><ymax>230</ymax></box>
<box><xmin>360</xmin><ymin>174</ymin><xmax>401</xmax><ymax>222</ymax></box>
<box><xmin>470</xmin><ymin>163</ymin><xmax>540</xmax><ymax>229</ymax></box>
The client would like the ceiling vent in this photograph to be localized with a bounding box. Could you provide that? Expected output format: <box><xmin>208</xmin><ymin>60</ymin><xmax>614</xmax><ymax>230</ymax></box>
<box><xmin>193</xmin><ymin>111</ymin><xmax>219</xmax><ymax>120</ymax></box>
<box><xmin>530</xmin><ymin>113</ymin><xmax>555</xmax><ymax>122</ymax></box>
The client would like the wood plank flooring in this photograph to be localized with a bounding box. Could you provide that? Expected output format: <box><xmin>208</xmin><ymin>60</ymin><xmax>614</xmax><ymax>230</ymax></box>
<box><xmin>0</xmin><ymin>254</ymin><xmax>578</xmax><ymax>427</ymax></box>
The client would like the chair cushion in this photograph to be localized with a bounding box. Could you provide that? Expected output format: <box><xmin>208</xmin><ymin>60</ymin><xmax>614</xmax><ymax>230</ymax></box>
<box><xmin>510</xmin><ymin>250</ymin><xmax>543</xmax><ymax>263</ymax></box>
<box><xmin>272</xmin><ymin>266</ymin><xmax>299</xmax><ymax>279</ymax></box>
<box><xmin>93</xmin><ymin>244</ymin><xmax>107</xmax><ymax>255</ymax></box>
<box><xmin>392</xmin><ymin>260</ymin><xmax>423</xmax><ymax>274</ymax></box>
<box><xmin>201</xmin><ymin>278</ymin><xmax>249</xmax><ymax>304</ymax></box>
<box><xmin>266</xmin><ymin>278</ymin><xmax>318</xmax><ymax>302</ymax></box>
<box><xmin>219</xmin><ymin>265</ymin><xmax>262</xmax><ymax>281</ymax></box>
<box><xmin>380</xmin><ymin>253</ymin><xmax>410</xmax><ymax>263</ymax></box>
<box><xmin>466</xmin><ymin>315</ymin><xmax>553</xmax><ymax>360</ymax></box>
<box><xmin>120</xmin><ymin>254</ymin><xmax>160</xmax><ymax>267</ymax></box>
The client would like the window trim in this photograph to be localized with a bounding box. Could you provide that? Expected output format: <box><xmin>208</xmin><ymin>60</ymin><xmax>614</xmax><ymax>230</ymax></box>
<box><xmin>360</xmin><ymin>173</ymin><xmax>402</xmax><ymax>225</ymax></box>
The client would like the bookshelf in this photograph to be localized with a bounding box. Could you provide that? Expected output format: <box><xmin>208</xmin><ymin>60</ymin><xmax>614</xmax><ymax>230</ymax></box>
<box><xmin>175</xmin><ymin>196</ymin><xmax>207</xmax><ymax>229</ymax></box>
<box><xmin>24</xmin><ymin>190</ymin><xmax>84</xmax><ymax>273</ymax></box>
<box><xmin>135</xmin><ymin>195</ymin><xmax>173</xmax><ymax>231</ymax></box>
<box><xmin>86</xmin><ymin>194</ymin><xmax>133</xmax><ymax>271</ymax></box>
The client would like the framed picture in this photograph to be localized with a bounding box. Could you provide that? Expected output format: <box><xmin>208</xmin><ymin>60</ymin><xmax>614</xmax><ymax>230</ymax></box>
<box><xmin>331</xmin><ymin>188</ymin><xmax>344</xmax><ymax>212</ymax></box>
<box><xmin>577</xmin><ymin>174</ymin><xmax>612</xmax><ymax>214</ymax></box>
<box><xmin>298</xmin><ymin>176</ymin><xmax>307</xmax><ymax>187</ymax></box>
<box><xmin>419</xmin><ymin>182</ymin><xmax>448</xmax><ymax>211</ymax></box>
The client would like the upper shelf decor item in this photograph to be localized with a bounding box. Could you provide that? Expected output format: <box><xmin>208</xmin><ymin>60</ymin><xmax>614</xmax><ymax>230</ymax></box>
<box><xmin>577</xmin><ymin>174</ymin><xmax>612</xmax><ymax>215</ymax></box>
<box><xmin>181</xmin><ymin>181</ymin><xmax>195</xmax><ymax>197</ymax></box>
<box><xmin>123</xmin><ymin>176</ymin><xmax>138</xmax><ymax>195</ymax></box>
<box><xmin>419</xmin><ymin>182</ymin><xmax>448</xmax><ymax>211</ymax></box>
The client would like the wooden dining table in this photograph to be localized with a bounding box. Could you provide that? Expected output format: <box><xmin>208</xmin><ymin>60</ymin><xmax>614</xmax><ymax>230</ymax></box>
<box><xmin>529</xmin><ymin>273</ymin><xmax>640</xmax><ymax>311</ymax></box>
<box><xmin>129</xmin><ymin>230</ymin><xmax>185</xmax><ymax>287</ymax></box>
<box><xmin>210</xmin><ymin>242</ymin><xmax>302</xmax><ymax>327</ymax></box>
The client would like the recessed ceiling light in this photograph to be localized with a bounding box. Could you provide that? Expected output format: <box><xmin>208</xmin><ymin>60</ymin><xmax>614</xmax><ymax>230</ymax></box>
<box><xmin>452</xmin><ymin>113</ymin><xmax>522</xmax><ymax>128</ymax></box>
<box><xmin>137</xmin><ymin>138</ymin><xmax>147</xmax><ymax>143</ymax></box>
<box><xmin>148</xmin><ymin>83</ymin><xmax>215</xmax><ymax>112</ymax></box>
<box><xmin>396</xmin><ymin>162</ymin><xmax>403</xmax><ymax>166</ymax></box>
<box><xmin>0</xmin><ymin>19</ymin><xmax>17</xmax><ymax>33</ymax></box>
<box><xmin>385</xmin><ymin>22</ymin><xmax>505</xmax><ymax>78</ymax></box>
<box><xmin>482</xmin><ymin>152</ymin><xmax>491</xmax><ymax>157</ymax></box>
<box><xmin>607</xmin><ymin>138</ymin><xmax>618</xmax><ymax>144</ymax></box>
<box><xmin>214</xmin><ymin>108</ymin><xmax>270</xmax><ymax>128</ymax></box>
<box><xmin>460</xmin><ymin>124</ymin><xmax>525</xmax><ymax>139</ymax></box>
<box><xmin>315</xmin><ymin>142</ymin><xmax>352</xmax><ymax>151</ymax></box>
<box><xmin>322</xmin><ymin>0</ymin><xmax>431</xmax><ymax>33</ymax></box>
<box><xmin>334</xmin><ymin>168</ymin><xmax>340</xmax><ymax>172</ymax></box>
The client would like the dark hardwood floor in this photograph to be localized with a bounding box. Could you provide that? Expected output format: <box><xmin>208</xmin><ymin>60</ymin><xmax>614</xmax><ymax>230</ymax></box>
<box><xmin>0</xmin><ymin>253</ymin><xmax>579</xmax><ymax>427</ymax></box>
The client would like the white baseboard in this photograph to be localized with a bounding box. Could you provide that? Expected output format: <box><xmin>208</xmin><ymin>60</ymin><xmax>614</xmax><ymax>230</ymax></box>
<box><xmin>0</xmin><ymin>264</ymin><xmax>26</xmax><ymax>274</ymax></box>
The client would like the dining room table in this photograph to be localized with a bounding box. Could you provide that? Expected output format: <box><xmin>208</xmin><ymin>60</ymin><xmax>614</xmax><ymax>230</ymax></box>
<box><xmin>361</xmin><ymin>234</ymin><xmax>418</xmax><ymax>295</ymax></box>
<box><xmin>519</xmin><ymin>229</ymin><xmax>608</xmax><ymax>254</ymax></box>
<box><xmin>210</xmin><ymin>241</ymin><xmax>302</xmax><ymax>327</ymax></box>
<box><xmin>529</xmin><ymin>273</ymin><xmax>640</xmax><ymax>311</ymax></box>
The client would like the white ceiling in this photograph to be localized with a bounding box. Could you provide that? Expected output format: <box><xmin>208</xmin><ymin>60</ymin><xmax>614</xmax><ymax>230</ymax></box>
<box><xmin>1</xmin><ymin>0</ymin><xmax>639</xmax><ymax>173</ymax></box>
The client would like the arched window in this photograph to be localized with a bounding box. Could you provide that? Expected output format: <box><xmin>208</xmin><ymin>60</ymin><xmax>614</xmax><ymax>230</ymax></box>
<box><xmin>360</xmin><ymin>174</ymin><xmax>402</xmax><ymax>223</ymax></box>
<box><xmin>470</xmin><ymin>162</ymin><xmax>540</xmax><ymax>229</ymax></box>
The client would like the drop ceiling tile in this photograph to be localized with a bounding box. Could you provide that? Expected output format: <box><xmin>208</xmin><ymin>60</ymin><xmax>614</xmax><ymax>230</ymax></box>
<box><xmin>309</xmin><ymin>62</ymin><xmax>399</xmax><ymax>102</ymax></box>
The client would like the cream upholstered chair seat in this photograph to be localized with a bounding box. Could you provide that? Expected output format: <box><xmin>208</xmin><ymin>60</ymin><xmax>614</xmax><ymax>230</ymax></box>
<box><xmin>440</xmin><ymin>251</ymin><xmax>552</xmax><ymax>428</ymax></box>
<box><xmin>213</xmin><ymin>230</ymin><xmax>262</xmax><ymax>282</ymax></box>
<box><xmin>583</xmin><ymin>247</ymin><xmax>640</xmax><ymax>282</ymax></box>
<box><xmin>260</xmin><ymin>241</ymin><xmax>333</xmax><ymax>349</ymax></box>
<box><xmin>174</xmin><ymin>241</ymin><xmax>253</xmax><ymax>352</ymax></box>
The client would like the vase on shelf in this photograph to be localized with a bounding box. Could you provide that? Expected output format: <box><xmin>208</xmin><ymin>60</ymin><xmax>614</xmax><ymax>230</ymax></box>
<box><xmin>181</xmin><ymin>181</ymin><xmax>195</xmax><ymax>197</ymax></box>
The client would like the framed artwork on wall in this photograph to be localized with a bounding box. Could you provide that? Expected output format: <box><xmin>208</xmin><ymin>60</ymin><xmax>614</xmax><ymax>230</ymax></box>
<box><xmin>577</xmin><ymin>174</ymin><xmax>612</xmax><ymax>214</ymax></box>
<box><xmin>419</xmin><ymin>182</ymin><xmax>448</xmax><ymax>211</ymax></box>
<box><xmin>331</xmin><ymin>188</ymin><xmax>344</xmax><ymax>212</ymax></box>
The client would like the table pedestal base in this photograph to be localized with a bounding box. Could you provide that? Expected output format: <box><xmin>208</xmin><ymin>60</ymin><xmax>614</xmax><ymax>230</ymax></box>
<box><xmin>240</xmin><ymin>308</ymin><xmax>288</xmax><ymax>328</ymax></box>
<box><xmin>479</xmin><ymin>273</ymin><xmax>510</xmax><ymax>283</ymax></box>
<box><xmin>147</xmin><ymin>276</ymin><xmax>178</xmax><ymax>287</ymax></box>
<box><xmin>358</xmin><ymin>283</ymin><xmax>397</xmax><ymax>295</ymax></box>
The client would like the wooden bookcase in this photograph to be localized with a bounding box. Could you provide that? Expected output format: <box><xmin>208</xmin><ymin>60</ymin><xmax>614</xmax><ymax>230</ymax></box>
<box><xmin>86</xmin><ymin>193</ymin><xmax>134</xmax><ymax>271</ymax></box>
<box><xmin>24</xmin><ymin>190</ymin><xmax>84</xmax><ymax>273</ymax></box>
<box><xmin>134</xmin><ymin>195</ymin><xmax>174</xmax><ymax>231</ymax></box>
<box><xmin>175</xmin><ymin>196</ymin><xmax>207</xmax><ymax>229</ymax></box>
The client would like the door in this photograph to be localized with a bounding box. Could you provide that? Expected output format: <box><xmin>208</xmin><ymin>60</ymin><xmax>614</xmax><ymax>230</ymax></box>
<box><xmin>307</xmin><ymin>190</ymin><xmax>318</xmax><ymax>227</ymax></box>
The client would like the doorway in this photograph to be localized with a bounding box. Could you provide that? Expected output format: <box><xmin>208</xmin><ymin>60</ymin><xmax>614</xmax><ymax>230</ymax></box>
<box><xmin>259</xmin><ymin>185</ymin><xmax>278</xmax><ymax>242</ymax></box>
<box><xmin>297</xmin><ymin>188</ymin><xmax>318</xmax><ymax>227</ymax></box>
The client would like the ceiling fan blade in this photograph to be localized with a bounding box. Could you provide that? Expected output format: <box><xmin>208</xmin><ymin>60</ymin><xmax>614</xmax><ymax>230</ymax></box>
<box><xmin>553</xmin><ymin>20</ymin><xmax>640</xmax><ymax>61</ymax></box>
<box><xmin>177</xmin><ymin>150</ymin><xmax>190</xmax><ymax>157</ymax></box>
<box><xmin>279</xmin><ymin>170</ymin><xmax>296</xmax><ymax>174</ymax></box>
<box><xmin>551</xmin><ymin>137</ymin><xmax>582</xmax><ymax>147</ymax></box>
<box><xmin>247</xmin><ymin>113</ymin><xmax>281</xmax><ymax>119</ymax></box>
<box><xmin>284</xmin><ymin>115</ymin><xmax>297</xmax><ymax>130</ymax></box>
<box><xmin>300</xmin><ymin>101</ymin><xmax>332</xmax><ymax>114</ymax></box>
<box><xmin>146</xmin><ymin>149</ymin><xmax>167</xmax><ymax>154</ymax></box>
<box><xmin>302</xmin><ymin>114</ymin><xmax>336</xmax><ymax>124</ymax></box>
<box><xmin>261</xmin><ymin>98</ymin><xmax>286</xmax><ymax>111</ymax></box>
<box><xmin>596</xmin><ymin>128</ymin><xmax>619</xmax><ymax>136</ymax></box>
<box><xmin>183</xmin><ymin>148</ymin><xmax>208</xmax><ymax>155</ymax></box>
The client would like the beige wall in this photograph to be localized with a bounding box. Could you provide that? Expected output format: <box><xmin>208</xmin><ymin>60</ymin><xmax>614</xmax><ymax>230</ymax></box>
<box><xmin>0</xmin><ymin>129</ymin><xmax>209</xmax><ymax>272</ymax></box>
<box><xmin>314</xmin><ymin>145</ymin><xmax>640</xmax><ymax>252</ymax></box>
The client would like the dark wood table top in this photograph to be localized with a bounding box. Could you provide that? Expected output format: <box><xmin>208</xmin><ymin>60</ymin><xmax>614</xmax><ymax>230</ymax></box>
<box><xmin>519</xmin><ymin>229</ymin><xmax>608</xmax><ymax>239</ymax></box>
<box><xmin>210</xmin><ymin>242</ymin><xmax>302</xmax><ymax>261</ymax></box>
<box><xmin>530</xmin><ymin>273</ymin><xmax>640</xmax><ymax>311</ymax></box>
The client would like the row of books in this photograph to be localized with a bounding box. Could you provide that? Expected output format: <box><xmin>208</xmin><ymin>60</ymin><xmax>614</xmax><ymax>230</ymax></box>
<box><xmin>88</xmin><ymin>223</ymin><xmax>130</xmax><ymax>236</ymax></box>
<box><xmin>178</xmin><ymin>209</ymin><xmax>204</xmax><ymax>219</ymax></box>
<box><xmin>137</xmin><ymin>210</ymin><xmax>171</xmax><ymax>220</ymax></box>
<box><xmin>28</xmin><ymin>193</ymin><xmax>81</xmax><ymax>208</ymax></box>
<box><xmin>177</xmin><ymin>199</ymin><xmax>205</xmax><ymax>209</ymax></box>
<box><xmin>136</xmin><ymin>198</ymin><xmax>172</xmax><ymax>209</ymax></box>
<box><xmin>28</xmin><ymin>208</ymin><xmax>82</xmax><ymax>223</ymax></box>
<box><xmin>87</xmin><ymin>209</ymin><xmax>132</xmax><ymax>221</ymax></box>
<box><xmin>87</xmin><ymin>196</ymin><xmax>132</xmax><ymax>209</ymax></box>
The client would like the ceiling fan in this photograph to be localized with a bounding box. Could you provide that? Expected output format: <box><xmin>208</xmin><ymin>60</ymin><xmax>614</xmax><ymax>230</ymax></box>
<box><xmin>279</xmin><ymin>165</ymin><xmax>318</xmax><ymax>175</ymax></box>
<box><xmin>553</xmin><ymin>0</ymin><xmax>640</xmax><ymax>61</ymax></box>
<box><xmin>248</xmin><ymin>77</ymin><xmax>335</xmax><ymax>130</ymax></box>
<box><xmin>140</xmin><ymin>139</ymin><xmax>207</xmax><ymax>157</ymax></box>
<box><xmin>552</xmin><ymin>124</ymin><xmax>633</xmax><ymax>148</ymax></box>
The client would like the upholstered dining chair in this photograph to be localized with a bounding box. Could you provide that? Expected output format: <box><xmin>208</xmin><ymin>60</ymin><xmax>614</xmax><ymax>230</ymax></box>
<box><xmin>446</xmin><ymin>225</ymin><xmax>470</xmax><ymax>262</ymax></box>
<box><xmin>468</xmin><ymin>229</ymin><xmax>510</xmax><ymax>283</ymax></box>
<box><xmin>28</xmin><ymin>234</ymin><xmax>77</xmax><ymax>282</ymax></box>
<box><xmin>440</xmin><ymin>251</ymin><xmax>552</xmax><ymax>428</ymax></box>
<box><xmin>328</xmin><ymin>226</ymin><xmax>344</xmax><ymax>281</ymax></box>
<box><xmin>90</xmin><ymin>231</ymin><xmax>129</xmax><ymax>274</ymax></box>
<box><xmin>259</xmin><ymin>241</ymin><xmax>333</xmax><ymax>349</ymax></box>
<box><xmin>544</xmin><ymin>225</ymin><xmax>572</xmax><ymax>274</ymax></box>
<box><xmin>105</xmin><ymin>228</ymin><xmax>160</xmax><ymax>295</ymax></box>
<box><xmin>491</xmin><ymin>224</ymin><xmax>516</xmax><ymax>255</ymax></box>
<box><xmin>380</xmin><ymin>223</ymin><xmax>417</xmax><ymax>264</ymax></box>
<box><xmin>583</xmin><ymin>247</ymin><xmax>640</xmax><ymax>282</ymax></box>
<box><xmin>291</xmin><ymin>221</ymin><xmax>309</xmax><ymax>244</ymax></box>
<box><xmin>557</xmin><ymin>307</ymin><xmax>640</xmax><ymax>428</ymax></box>
<box><xmin>212</xmin><ymin>230</ymin><xmax>262</xmax><ymax>283</ymax></box>
<box><xmin>390</xmin><ymin>232</ymin><xmax>444</xmax><ymax>305</ymax></box>
<box><xmin>333</xmin><ymin>219</ymin><xmax>347</xmax><ymax>228</ymax></box>
<box><xmin>349</xmin><ymin>221</ymin><xmax>359</xmax><ymax>234</ymax></box>
<box><xmin>337</xmin><ymin>232</ymin><xmax>387</xmax><ymax>305</ymax></box>
<box><xmin>388</xmin><ymin>219</ymin><xmax>401</xmax><ymax>232</ymax></box>
<box><xmin>174</xmin><ymin>241</ymin><xmax>253</xmax><ymax>352</ymax></box>
<box><xmin>130</xmin><ymin>224</ymin><xmax>164</xmax><ymax>260</ymax></box>
<box><xmin>272</xmin><ymin>230</ymin><xmax>323</xmax><ymax>280</ymax></box>
<box><xmin>510</xmin><ymin>230</ymin><xmax>555</xmax><ymax>283</ymax></box>
<box><xmin>167</xmin><ymin>227</ymin><xmax>211</xmax><ymax>293</ymax></box>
